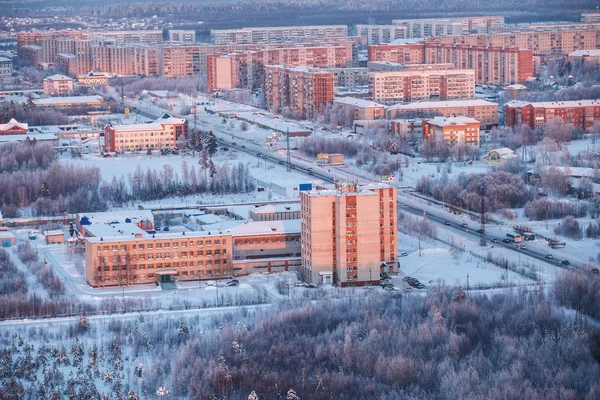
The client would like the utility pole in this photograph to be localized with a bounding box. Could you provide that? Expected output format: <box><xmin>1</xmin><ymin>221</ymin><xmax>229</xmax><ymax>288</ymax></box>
<box><xmin>286</xmin><ymin>128</ymin><xmax>291</xmax><ymax>172</ymax></box>
<box><xmin>466</xmin><ymin>273</ymin><xmax>470</xmax><ymax>291</ymax></box>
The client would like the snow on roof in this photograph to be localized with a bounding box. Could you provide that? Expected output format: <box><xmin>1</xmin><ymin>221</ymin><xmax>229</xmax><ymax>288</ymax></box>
<box><xmin>251</xmin><ymin>203</ymin><xmax>301</xmax><ymax>214</ymax></box>
<box><xmin>489</xmin><ymin>147</ymin><xmax>515</xmax><ymax>156</ymax></box>
<box><xmin>0</xmin><ymin>133</ymin><xmax>58</xmax><ymax>143</ymax></box>
<box><xmin>78</xmin><ymin>210</ymin><xmax>154</xmax><ymax>225</ymax></box>
<box><xmin>85</xmin><ymin>223</ymin><xmax>147</xmax><ymax>238</ymax></box>
<box><xmin>200</xmin><ymin>220</ymin><xmax>246</xmax><ymax>232</ymax></box>
<box><xmin>44</xmin><ymin>74</ymin><xmax>73</xmax><ymax>81</ymax></box>
<box><xmin>195</xmin><ymin>214</ymin><xmax>225</xmax><ymax>225</ymax></box>
<box><xmin>387</xmin><ymin>99</ymin><xmax>497</xmax><ymax>110</ymax></box>
<box><xmin>0</xmin><ymin>231</ymin><xmax>15</xmax><ymax>239</ymax></box>
<box><xmin>85</xmin><ymin>229</ymin><xmax>227</xmax><ymax>243</ymax></box>
<box><xmin>505</xmin><ymin>84</ymin><xmax>527</xmax><ymax>90</ymax></box>
<box><xmin>334</xmin><ymin>97</ymin><xmax>384</xmax><ymax>108</ymax></box>
<box><xmin>508</xmin><ymin>99</ymin><xmax>600</xmax><ymax>108</ymax></box>
<box><xmin>569</xmin><ymin>49</ymin><xmax>600</xmax><ymax>57</ymax></box>
<box><xmin>427</xmin><ymin>116</ymin><xmax>480</xmax><ymax>126</ymax></box>
<box><xmin>224</xmin><ymin>219</ymin><xmax>301</xmax><ymax>236</ymax></box>
<box><xmin>148</xmin><ymin>90</ymin><xmax>171</xmax><ymax>98</ymax></box>
<box><xmin>0</xmin><ymin>118</ymin><xmax>28</xmax><ymax>132</ymax></box>
<box><xmin>0</xmin><ymin>57</ymin><xmax>11</xmax><ymax>62</ymax></box>
<box><xmin>542</xmin><ymin>166</ymin><xmax>595</xmax><ymax>178</ymax></box>
<box><xmin>45</xmin><ymin>230</ymin><xmax>65</xmax><ymax>236</ymax></box>
<box><xmin>33</xmin><ymin>96</ymin><xmax>103</xmax><ymax>106</ymax></box>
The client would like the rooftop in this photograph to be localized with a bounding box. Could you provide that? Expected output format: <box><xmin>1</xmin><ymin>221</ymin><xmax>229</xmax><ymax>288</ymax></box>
<box><xmin>84</xmin><ymin>223</ymin><xmax>147</xmax><ymax>238</ymax></box>
<box><xmin>427</xmin><ymin>116</ymin><xmax>480</xmax><ymax>126</ymax></box>
<box><xmin>33</xmin><ymin>96</ymin><xmax>104</xmax><ymax>106</ymax></box>
<box><xmin>85</xmin><ymin>229</ymin><xmax>228</xmax><ymax>244</ymax></box>
<box><xmin>333</xmin><ymin>97</ymin><xmax>384</xmax><ymax>108</ymax></box>
<box><xmin>388</xmin><ymin>99</ymin><xmax>498</xmax><ymax>110</ymax></box>
<box><xmin>44</xmin><ymin>74</ymin><xmax>73</xmax><ymax>81</ymax></box>
<box><xmin>77</xmin><ymin>210</ymin><xmax>154</xmax><ymax>225</ymax></box>
<box><xmin>569</xmin><ymin>49</ymin><xmax>600</xmax><ymax>57</ymax></box>
<box><xmin>224</xmin><ymin>219</ymin><xmax>301</xmax><ymax>236</ymax></box>
<box><xmin>250</xmin><ymin>203</ymin><xmax>301</xmax><ymax>214</ymax></box>
<box><xmin>0</xmin><ymin>118</ymin><xmax>28</xmax><ymax>132</ymax></box>
<box><xmin>0</xmin><ymin>133</ymin><xmax>58</xmax><ymax>143</ymax></box>
<box><xmin>505</xmin><ymin>99</ymin><xmax>600</xmax><ymax>108</ymax></box>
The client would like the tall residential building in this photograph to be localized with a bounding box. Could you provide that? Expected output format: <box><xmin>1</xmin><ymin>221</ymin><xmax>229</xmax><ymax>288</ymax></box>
<box><xmin>386</xmin><ymin>99</ymin><xmax>499</xmax><ymax>129</ymax></box>
<box><xmin>581</xmin><ymin>13</ymin><xmax>600</xmax><ymax>23</ymax></box>
<box><xmin>300</xmin><ymin>183</ymin><xmax>397</xmax><ymax>286</ymax></box>
<box><xmin>504</xmin><ymin>100</ymin><xmax>600</xmax><ymax>132</ymax></box>
<box><xmin>210</xmin><ymin>25</ymin><xmax>348</xmax><ymax>45</ymax></box>
<box><xmin>422</xmin><ymin>116</ymin><xmax>481</xmax><ymax>147</ymax></box>
<box><xmin>369</xmin><ymin>69</ymin><xmax>475</xmax><ymax>104</ymax></box>
<box><xmin>206</xmin><ymin>44</ymin><xmax>355</xmax><ymax>91</ymax></box>
<box><xmin>131</xmin><ymin>45</ymin><xmax>160</xmax><ymax>76</ymax></box>
<box><xmin>392</xmin><ymin>16</ymin><xmax>505</xmax><ymax>37</ymax></box>
<box><xmin>92</xmin><ymin>44</ymin><xmax>133</xmax><ymax>75</ymax></box>
<box><xmin>368</xmin><ymin>43</ymin><xmax>532</xmax><ymax>85</ymax></box>
<box><xmin>0</xmin><ymin>57</ymin><xmax>12</xmax><ymax>78</ymax></box>
<box><xmin>356</xmin><ymin>25</ymin><xmax>408</xmax><ymax>45</ymax></box>
<box><xmin>264</xmin><ymin>65</ymin><xmax>335</xmax><ymax>119</ymax></box>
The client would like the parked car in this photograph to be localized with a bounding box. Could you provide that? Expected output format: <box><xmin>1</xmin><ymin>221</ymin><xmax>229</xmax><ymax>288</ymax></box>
<box><xmin>240</xmin><ymin>145</ymin><xmax>245</xmax><ymax>149</ymax></box>
<box><xmin>279</xmin><ymin>161</ymin><xmax>284</xmax><ymax>165</ymax></box>
<box><xmin>221</xmin><ymin>147</ymin><xmax>229</xmax><ymax>151</ymax></box>
<box><xmin>146</xmin><ymin>149</ymin><xmax>152</xmax><ymax>155</ymax></box>
<box><xmin>517</xmin><ymin>244</ymin><xmax>526</xmax><ymax>249</ymax></box>
<box><xmin>163</xmin><ymin>226</ymin><xmax>170</xmax><ymax>232</ymax></box>
<box><xmin>545</xmin><ymin>254</ymin><xmax>553</xmax><ymax>259</ymax></box>
<box><xmin>491</xmin><ymin>238</ymin><xmax>498</xmax><ymax>243</ymax></box>
<box><xmin>205</xmin><ymin>280</ymin><xmax>216</xmax><ymax>286</ymax></box>
<box><xmin>226</xmin><ymin>280</ymin><xmax>239</xmax><ymax>287</ymax></box>
<box><xmin>305</xmin><ymin>283</ymin><xmax>317</xmax><ymax>289</ymax></box>
<box><xmin>399</xmin><ymin>252</ymin><xmax>408</xmax><ymax>257</ymax></box>
<box><xmin>477</xmin><ymin>228</ymin><xmax>484</xmax><ymax>234</ymax></box>
<box><xmin>294</xmin><ymin>282</ymin><xmax>305</xmax><ymax>287</ymax></box>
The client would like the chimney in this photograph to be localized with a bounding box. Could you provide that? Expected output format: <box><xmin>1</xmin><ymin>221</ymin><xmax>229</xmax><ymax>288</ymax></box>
<box><xmin>135</xmin><ymin>233</ymin><xmax>143</xmax><ymax>238</ymax></box>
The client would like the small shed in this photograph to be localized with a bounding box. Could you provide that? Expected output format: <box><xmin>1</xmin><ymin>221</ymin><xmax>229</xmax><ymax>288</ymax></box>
<box><xmin>45</xmin><ymin>230</ymin><xmax>65</xmax><ymax>244</ymax></box>
<box><xmin>0</xmin><ymin>231</ymin><xmax>15</xmax><ymax>247</ymax></box>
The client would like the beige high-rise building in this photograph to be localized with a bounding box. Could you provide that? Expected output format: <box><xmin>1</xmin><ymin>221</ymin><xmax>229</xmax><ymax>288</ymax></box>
<box><xmin>301</xmin><ymin>184</ymin><xmax>397</xmax><ymax>286</ymax></box>
<box><xmin>392</xmin><ymin>16</ymin><xmax>505</xmax><ymax>37</ymax></box>
<box><xmin>210</xmin><ymin>25</ymin><xmax>348</xmax><ymax>45</ymax></box>
<box><xmin>356</xmin><ymin>25</ymin><xmax>408</xmax><ymax>45</ymax></box>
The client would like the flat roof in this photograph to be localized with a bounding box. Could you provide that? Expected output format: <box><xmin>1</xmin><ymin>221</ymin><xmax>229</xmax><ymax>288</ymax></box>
<box><xmin>569</xmin><ymin>49</ymin><xmax>600</xmax><ymax>57</ymax></box>
<box><xmin>427</xmin><ymin>116</ymin><xmax>480</xmax><ymax>126</ymax></box>
<box><xmin>505</xmin><ymin>99</ymin><xmax>600</xmax><ymax>108</ymax></box>
<box><xmin>78</xmin><ymin>210</ymin><xmax>154</xmax><ymax>224</ymax></box>
<box><xmin>33</xmin><ymin>96</ymin><xmax>103</xmax><ymax>106</ymax></box>
<box><xmin>250</xmin><ymin>203</ymin><xmax>301</xmax><ymax>214</ymax></box>
<box><xmin>334</xmin><ymin>97</ymin><xmax>384</xmax><ymax>108</ymax></box>
<box><xmin>86</xmin><ymin>230</ymin><xmax>229</xmax><ymax>244</ymax></box>
<box><xmin>45</xmin><ymin>230</ymin><xmax>65</xmax><ymax>236</ymax></box>
<box><xmin>0</xmin><ymin>133</ymin><xmax>58</xmax><ymax>143</ymax></box>
<box><xmin>84</xmin><ymin>223</ymin><xmax>147</xmax><ymax>238</ymax></box>
<box><xmin>224</xmin><ymin>219</ymin><xmax>301</xmax><ymax>236</ymax></box>
<box><xmin>388</xmin><ymin>99</ymin><xmax>498</xmax><ymax>110</ymax></box>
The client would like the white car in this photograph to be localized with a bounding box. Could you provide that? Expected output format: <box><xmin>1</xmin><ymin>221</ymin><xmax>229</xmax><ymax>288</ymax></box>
<box><xmin>399</xmin><ymin>252</ymin><xmax>408</xmax><ymax>257</ymax></box>
<box><xmin>205</xmin><ymin>280</ymin><xmax>216</xmax><ymax>286</ymax></box>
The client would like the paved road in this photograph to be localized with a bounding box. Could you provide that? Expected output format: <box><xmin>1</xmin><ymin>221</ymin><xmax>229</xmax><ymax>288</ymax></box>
<box><xmin>128</xmin><ymin>102</ymin><xmax>577</xmax><ymax>271</ymax></box>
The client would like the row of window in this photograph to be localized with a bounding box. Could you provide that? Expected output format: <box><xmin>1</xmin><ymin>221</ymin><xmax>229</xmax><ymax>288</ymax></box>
<box><xmin>99</xmin><ymin>249</ymin><xmax>226</xmax><ymax>262</ymax></box>
<box><xmin>98</xmin><ymin>239</ymin><xmax>225</xmax><ymax>252</ymax></box>
<box><xmin>234</xmin><ymin>236</ymin><xmax>299</xmax><ymax>245</ymax></box>
<box><xmin>97</xmin><ymin>259</ymin><xmax>227</xmax><ymax>271</ymax></box>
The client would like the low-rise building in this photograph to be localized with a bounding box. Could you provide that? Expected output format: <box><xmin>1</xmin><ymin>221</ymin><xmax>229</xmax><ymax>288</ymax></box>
<box><xmin>33</xmin><ymin>95</ymin><xmax>104</xmax><ymax>108</ymax></box>
<box><xmin>0</xmin><ymin>119</ymin><xmax>28</xmax><ymax>135</ymax></box>
<box><xmin>0</xmin><ymin>57</ymin><xmax>13</xmax><ymax>78</ymax></box>
<box><xmin>483</xmin><ymin>147</ymin><xmax>518</xmax><ymax>165</ymax></box>
<box><xmin>333</xmin><ymin>97</ymin><xmax>385</xmax><ymax>120</ymax></box>
<box><xmin>45</xmin><ymin>230</ymin><xmax>65</xmax><ymax>245</ymax></box>
<box><xmin>387</xmin><ymin>99</ymin><xmax>498</xmax><ymax>129</ymax></box>
<box><xmin>43</xmin><ymin>74</ymin><xmax>74</xmax><ymax>95</ymax></box>
<box><xmin>422</xmin><ymin>116</ymin><xmax>480</xmax><ymax>147</ymax></box>
<box><xmin>567</xmin><ymin>49</ymin><xmax>600</xmax><ymax>63</ymax></box>
<box><xmin>250</xmin><ymin>204</ymin><xmax>301</xmax><ymax>221</ymax></box>
<box><xmin>77</xmin><ymin>73</ymin><xmax>110</xmax><ymax>85</ymax></box>
<box><xmin>104</xmin><ymin>113</ymin><xmax>188</xmax><ymax>152</ymax></box>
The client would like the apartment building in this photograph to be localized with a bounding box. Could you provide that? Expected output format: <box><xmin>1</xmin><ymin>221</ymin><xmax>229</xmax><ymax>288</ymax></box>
<box><xmin>430</xmin><ymin>29</ymin><xmax>600</xmax><ymax>55</ymax></box>
<box><xmin>210</xmin><ymin>25</ymin><xmax>348</xmax><ymax>45</ymax></box>
<box><xmin>300</xmin><ymin>183</ymin><xmax>397</xmax><ymax>286</ymax></box>
<box><xmin>356</xmin><ymin>25</ymin><xmax>408</xmax><ymax>45</ymax></box>
<box><xmin>326</xmin><ymin>67</ymin><xmax>369</xmax><ymax>87</ymax></box>
<box><xmin>333</xmin><ymin>97</ymin><xmax>385</xmax><ymax>120</ymax></box>
<box><xmin>422</xmin><ymin>116</ymin><xmax>481</xmax><ymax>147</ymax></box>
<box><xmin>392</xmin><ymin>16</ymin><xmax>505</xmax><ymax>38</ymax></box>
<box><xmin>568</xmin><ymin>49</ymin><xmax>600</xmax><ymax>63</ymax></box>
<box><xmin>0</xmin><ymin>57</ymin><xmax>12</xmax><ymax>78</ymax></box>
<box><xmin>367</xmin><ymin>61</ymin><xmax>455</xmax><ymax>73</ymax></box>
<box><xmin>104</xmin><ymin>114</ymin><xmax>187</xmax><ymax>152</ymax></box>
<box><xmin>131</xmin><ymin>45</ymin><xmax>160</xmax><ymax>76</ymax></box>
<box><xmin>168</xmin><ymin>30</ymin><xmax>196</xmax><ymax>44</ymax></box>
<box><xmin>264</xmin><ymin>65</ymin><xmax>335</xmax><ymax>119</ymax></box>
<box><xmin>369</xmin><ymin>69</ymin><xmax>475</xmax><ymax>104</ymax></box>
<box><xmin>386</xmin><ymin>99</ymin><xmax>498</xmax><ymax>129</ymax></box>
<box><xmin>581</xmin><ymin>13</ymin><xmax>600</xmax><ymax>23</ymax></box>
<box><xmin>206</xmin><ymin>44</ymin><xmax>355</xmax><ymax>91</ymax></box>
<box><xmin>43</xmin><ymin>74</ymin><xmax>74</xmax><ymax>95</ymax></box>
<box><xmin>368</xmin><ymin>43</ymin><xmax>532</xmax><ymax>85</ymax></box>
<box><xmin>92</xmin><ymin>44</ymin><xmax>133</xmax><ymax>75</ymax></box>
<box><xmin>504</xmin><ymin>100</ymin><xmax>600</xmax><ymax>132</ymax></box>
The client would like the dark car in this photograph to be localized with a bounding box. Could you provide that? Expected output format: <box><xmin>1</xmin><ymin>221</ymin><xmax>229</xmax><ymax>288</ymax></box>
<box><xmin>444</xmin><ymin>221</ymin><xmax>451</xmax><ymax>226</ymax></box>
<box><xmin>560</xmin><ymin>260</ymin><xmax>570</xmax><ymax>266</ymax></box>
<box><xmin>172</xmin><ymin>150</ymin><xmax>179</xmax><ymax>155</ymax></box>
<box><xmin>240</xmin><ymin>145</ymin><xmax>245</xmax><ymax>149</ymax></box>
<box><xmin>163</xmin><ymin>226</ymin><xmax>170</xmax><ymax>232</ymax></box>
<box><xmin>477</xmin><ymin>228</ymin><xmax>484</xmax><ymax>234</ymax></box>
<box><xmin>147</xmin><ymin>149</ymin><xmax>152</xmax><ymax>155</ymax></box>
<box><xmin>502</xmin><ymin>238</ymin><xmax>512</xmax><ymax>244</ymax></box>
<box><xmin>279</xmin><ymin>161</ymin><xmax>285</xmax><ymax>165</ymax></box>
<box><xmin>221</xmin><ymin>147</ymin><xmax>229</xmax><ymax>151</ymax></box>
<box><xmin>545</xmin><ymin>254</ymin><xmax>553</xmax><ymax>259</ymax></box>
<box><xmin>461</xmin><ymin>223</ymin><xmax>468</xmax><ymax>228</ymax></box>
<box><xmin>308</xmin><ymin>171</ymin><xmax>315</xmax><ymax>176</ymax></box>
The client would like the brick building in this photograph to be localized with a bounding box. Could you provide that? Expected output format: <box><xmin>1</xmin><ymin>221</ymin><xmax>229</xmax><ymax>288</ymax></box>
<box><xmin>43</xmin><ymin>74</ymin><xmax>74</xmax><ymax>95</ymax></box>
<box><xmin>301</xmin><ymin>184</ymin><xmax>397</xmax><ymax>286</ymax></box>
<box><xmin>504</xmin><ymin>100</ymin><xmax>600</xmax><ymax>132</ymax></box>
<box><xmin>332</xmin><ymin>97</ymin><xmax>385</xmax><ymax>120</ymax></box>
<box><xmin>422</xmin><ymin>116</ymin><xmax>481</xmax><ymax>147</ymax></box>
<box><xmin>104</xmin><ymin>114</ymin><xmax>188</xmax><ymax>152</ymax></box>
<box><xmin>264</xmin><ymin>65</ymin><xmax>335</xmax><ymax>119</ymax></box>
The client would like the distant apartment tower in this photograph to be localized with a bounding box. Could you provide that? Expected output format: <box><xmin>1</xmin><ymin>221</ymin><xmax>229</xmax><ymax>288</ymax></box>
<box><xmin>422</xmin><ymin>116</ymin><xmax>481</xmax><ymax>147</ymax></box>
<box><xmin>368</xmin><ymin>43</ymin><xmax>532</xmax><ymax>85</ymax></box>
<box><xmin>392</xmin><ymin>16</ymin><xmax>504</xmax><ymax>37</ymax></box>
<box><xmin>104</xmin><ymin>114</ymin><xmax>188</xmax><ymax>152</ymax></box>
<box><xmin>369</xmin><ymin>69</ymin><xmax>475</xmax><ymax>104</ymax></box>
<box><xmin>43</xmin><ymin>74</ymin><xmax>74</xmax><ymax>95</ymax></box>
<box><xmin>92</xmin><ymin>44</ymin><xmax>133</xmax><ymax>75</ymax></box>
<box><xmin>386</xmin><ymin>99</ymin><xmax>499</xmax><ymax>129</ymax></box>
<box><xmin>504</xmin><ymin>100</ymin><xmax>600</xmax><ymax>132</ymax></box>
<box><xmin>581</xmin><ymin>13</ymin><xmax>600</xmax><ymax>23</ymax></box>
<box><xmin>210</xmin><ymin>25</ymin><xmax>348</xmax><ymax>45</ymax></box>
<box><xmin>301</xmin><ymin>183</ymin><xmax>397</xmax><ymax>286</ymax></box>
<box><xmin>356</xmin><ymin>25</ymin><xmax>408</xmax><ymax>45</ymax></box>
<box><xmin>0</xmin><ymin>57</ymin><xmax>12</xmax><ymax>78</ymax></box>
<box><xmin>264</xmin><ymin>65</ymin><xmax>334</xmax><ymax>119</ymax></box>
<box><xmin>168</xmin><ymin>30</ymin><xmax>196</xmax><ymax>44</ymax></box>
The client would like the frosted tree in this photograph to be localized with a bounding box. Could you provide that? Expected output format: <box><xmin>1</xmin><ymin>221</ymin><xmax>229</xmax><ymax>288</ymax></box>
<box><xmin>200</xmin><ymin>149</ymin><xmax>209</xmax><ymax>183</ymax></box>
<box><xmin>205</xmin><ymin>131</ymin><xmax>218</xmax><ymax>157</ymax></box>
<box><xmin>286</xmin><ymin>388</ymin><xmax>300</xmax><ymax>400</ymax></box>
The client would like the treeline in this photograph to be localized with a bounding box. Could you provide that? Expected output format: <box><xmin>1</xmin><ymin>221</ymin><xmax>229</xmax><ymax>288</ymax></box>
<box><xmin>417</xmin><ymin>170</ymin><xmax>533</xmax><ymax>213</ymax></box>
<box><xmin>554</xmin><ymin>270</ymin><xmax>600</xmax><ymax>320</ymax></box>
<box><xmin>0</xmin><ymin>101</ymin><xmax>69</xmax><ymax>126</ymax></box>
<box><xmin>524</xmin><ymin>198</ymin><xmax>588</xmax><ymax>221</ymax></box>
<box><xmin>0</xmin><ymin>142</ymin><xmax>256</xmax><ymax>217</ymax></box>
<box><xmin>99</xmin><ymin>161</ymin><xmax>255</xmax><ymax>207</ymax></box>
<box><xmin>298</xmin><ymin>136</ymin><xmax>366</xmax><ymax>158</ymax></box>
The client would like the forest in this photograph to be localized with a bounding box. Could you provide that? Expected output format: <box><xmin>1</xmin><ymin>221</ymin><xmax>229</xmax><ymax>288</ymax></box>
<box><xmin>0</xmin><ymin>275</ymin><xmax>599</xmax><ymax>399</ymax></box>
<box><xmin>0</xmin><ymin>141</ymin><xmax>256</xmax><ymax>218</ymax></box>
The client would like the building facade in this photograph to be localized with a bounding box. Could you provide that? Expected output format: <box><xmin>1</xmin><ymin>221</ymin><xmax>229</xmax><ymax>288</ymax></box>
<box><xmin>43</xmin><ymin>74</ymin><xmax>74</xmax><ymax>95</ymax></box>
<box><xmin>210</xmin><ymin>25</ymin><xmax>348</xmax><ymax>45</ymax></box>
<box><xmin>369</xmin><ymin>69</ymin><xmax>475</xmax><ymax>104</ymax></box>
<box><xmin>264</xmin><ymin>65</ymin><xmax>335</xmax><ymax>119</ymax></box>
<box><xmin>301</xmin><ymin>184</ymin><xmax>397</xmax><ymax>286</ymax></box>
<box><xmin>386</xmin><ymin>99</ymin><xmax>498</xmax><ymax>129</ymax></box>
<box><xmin>104</xmin><ymin>114</ymin><xmax>188</xmax><ymax>152</ymax></box>
<box><xmin>333</xmin><ymin>97</ymin><xmax>385</xmax><ymax>120</ymax></box>
<box><xmin>504</xmin><ymin>100</ymin><xmax>600</xmax><ymax>132</ymax></box>
<box><xmin>0</xmin><ymin>57</ymin><xmax>12</xmax><ymax>78</ymax></box>
<box><xmin>392</xmin><ymin>16</ymin><xmax>505</xmax><ymax>37</ymax></box>
<box><xmin>422</xmin><ymin>116</ymin><xmax>481</xmax><ymax>147</ymax></box>
<box><xmin>356</xmin><ymin>25</ymin><xmax>408</xmax><ymax>45</ymax></box>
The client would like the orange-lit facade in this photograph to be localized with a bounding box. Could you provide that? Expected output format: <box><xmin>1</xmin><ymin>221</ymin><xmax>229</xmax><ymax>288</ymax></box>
<box><xmin>504</xmin><ymin>100</ymin><xmax>600</xmax><ymax>132</ymax></box>
<box><xmin>301</xmin><ymin>184</ymin><xmax>397</xmax><ymax>286</ymax></box>
<box><xmin>422</xmin><ymin>116</ymin><xmax>481</xmax><ymax>147</ymax></box>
